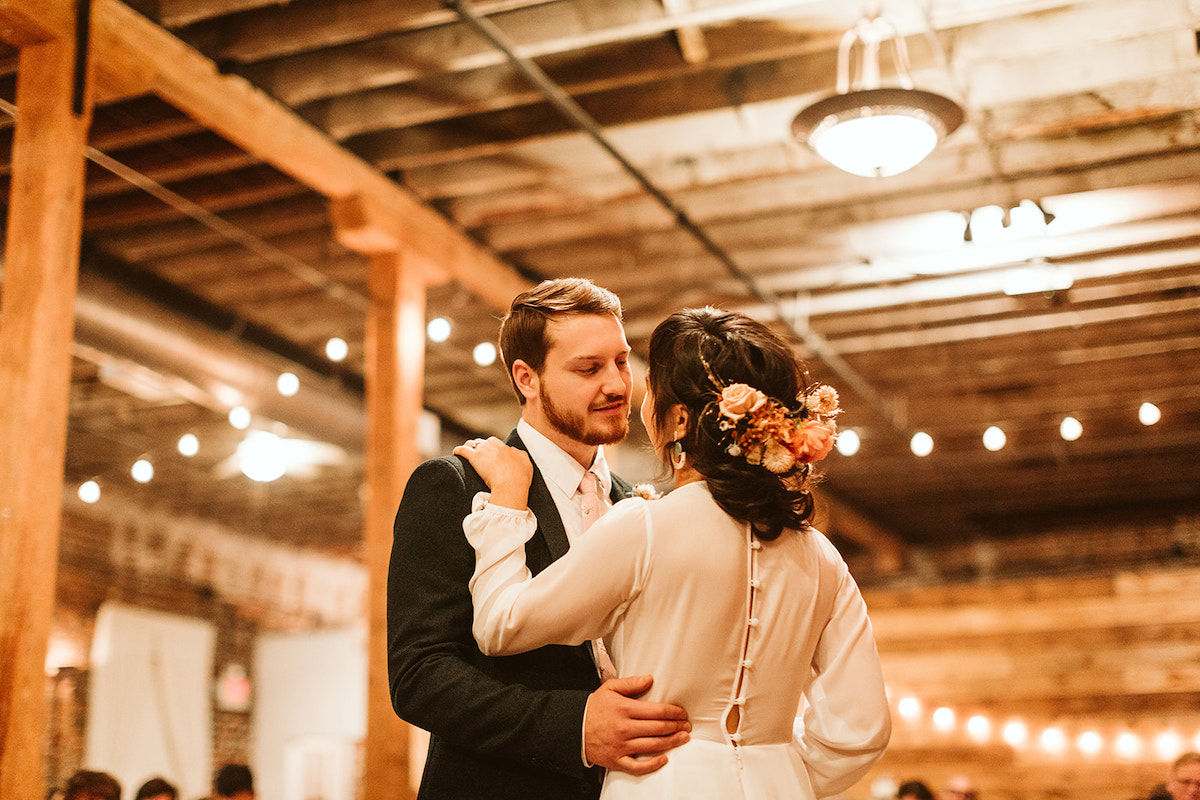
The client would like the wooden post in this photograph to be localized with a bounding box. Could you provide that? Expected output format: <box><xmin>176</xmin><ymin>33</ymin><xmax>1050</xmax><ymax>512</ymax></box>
<box><xmin>0</xmin><ymin>28</ymin><xmax>93</xmax><ymax>800</ymax></box>
<box><xmin>361</xmin><ymin>250</ymin><xmax>426</xmax><ymax>800</ymax></box>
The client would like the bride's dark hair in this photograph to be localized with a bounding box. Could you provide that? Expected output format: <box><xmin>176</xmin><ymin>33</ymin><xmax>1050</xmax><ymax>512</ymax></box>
<box><xmin>645</xmin><ymin>307</ymin><xmax>817</xmax><ymax>540</ymax></box>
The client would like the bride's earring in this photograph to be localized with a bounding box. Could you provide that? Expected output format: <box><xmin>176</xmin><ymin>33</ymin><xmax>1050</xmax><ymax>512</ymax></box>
<box><xmin>670</xmin><ymin>440</ymin><xmax>687</xmax><ymax>470</ymax></box>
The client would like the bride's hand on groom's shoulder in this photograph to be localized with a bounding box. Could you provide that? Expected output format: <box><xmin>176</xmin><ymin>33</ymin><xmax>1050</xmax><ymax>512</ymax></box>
<box><xmin>453</xmin><ymin>437</ymin><xmax>533</xmax><ymax>510</ymax></box>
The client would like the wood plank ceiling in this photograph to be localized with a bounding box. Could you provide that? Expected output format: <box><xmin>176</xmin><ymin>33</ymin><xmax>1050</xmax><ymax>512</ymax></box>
<box><xmin>1</xmin><ymin>0</ymin><xmax>1197</xmax><ymax>582</ymax></box>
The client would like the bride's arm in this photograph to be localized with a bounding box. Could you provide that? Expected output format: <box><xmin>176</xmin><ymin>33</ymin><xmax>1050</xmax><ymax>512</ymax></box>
<box><xmin>793</xmin><ymin>536</ymin><xmax>892</xmax><ymax>796</ymax></box>
<box><xmin>465</xmin><ymin>497</ymin><xmax>649</xmax><ymax>656</ymax></box>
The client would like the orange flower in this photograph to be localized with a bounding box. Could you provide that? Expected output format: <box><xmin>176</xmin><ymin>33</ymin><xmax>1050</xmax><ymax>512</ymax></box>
<box><xmin>792</xmin><ymin>420</ymin><xmax>836</xmax><ymax>463</ymax></box>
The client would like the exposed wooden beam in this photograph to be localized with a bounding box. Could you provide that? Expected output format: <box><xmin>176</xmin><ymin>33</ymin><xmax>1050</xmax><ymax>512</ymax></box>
<box><xmin>303</xmin><ymin>21</ymin><xmax>827</xmax><ymax>140</ymax></box>
<box><xmin>17</xmin><ymin>0</ymin><xmax>537</xmax><ymax>313</ymax></box>
<box><xmin>449</xmin><ymin>119</ymin><xmax>1200</xmax><ymax>255</ymax></box>
<box><xmin>0</xmin><ymin>0</ymin><xmax>73</xmax><ymax>46</ymax></box>
<box><xmin>662</xmin><ymin>0</ymin><xmax>710</xmax><ymax>64</ymax></box>
<box><xmin>94</xmin><ymin>193</ymin><xmax>331</xmax><ymax>261</ymax></box>
<box><xmin>182</xmin><ymin>0</ymin><xmax>560</xmax><ymax>64</ymax></box>
<box><xmin>237</xmin><ymin>0</ymin><xmax>832</xmax><ymax>107</ymax></box>
<box><xmin>152</xmin><ymin>0</ymin><xmax>286</xmax><ymax>28</ymax></box>
<box><xmin>867</xmin><ymin>569</ymin><xmax>1200</xmax><ymax>640</ymax></box>
<box><xmin>0</xmin><ymin>28</ymin><xmax>92</xmax><ymax>799</ymax></box>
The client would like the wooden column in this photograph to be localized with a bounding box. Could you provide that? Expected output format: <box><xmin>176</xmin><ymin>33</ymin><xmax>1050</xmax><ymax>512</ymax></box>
<box><xmin>361</xmin><ymin>250</ymin><xmax>426</xmax><ymax>800</ymax></box>
<box><xmin>0</xmin><ymin>28</ymin><xmax>93</xmax><ymax>800</ymax></box>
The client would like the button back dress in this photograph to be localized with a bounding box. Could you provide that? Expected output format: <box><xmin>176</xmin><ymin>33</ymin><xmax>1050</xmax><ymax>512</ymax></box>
<box><xmin>466</xmin><ymin>480</ymin><xmax>891</xmax><ymax>800</ymax></box>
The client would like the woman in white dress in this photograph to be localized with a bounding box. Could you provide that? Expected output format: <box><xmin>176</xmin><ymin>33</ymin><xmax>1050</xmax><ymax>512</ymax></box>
<box><xmin>457</xmin><ymin>307</ymin><xmax>891</xmax><ymax>800</ymax></box>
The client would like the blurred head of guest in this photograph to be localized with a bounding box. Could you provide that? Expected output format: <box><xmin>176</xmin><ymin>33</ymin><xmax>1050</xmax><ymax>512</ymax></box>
<box><xmin>214</xmin><ymin>764</ymin><xmax>254</xmax><ymax>800</ymax></box>
<box><xmin>134</xmin><ymin>776</ymin><xmax>177</xmax><ymax>800</ymax></box>
<box><xmin>63</xmin><ymin>770</ymin><xmax>121</xmax><ymax>800</ymax></box>
<box><xmin>1168</xmin><ymin>753</ymin><xmax>1200</xmax><ymax>800</ymax></box>
<box><xmin>942</xmin><ymin>775</ymin><xmax>979</xmax><ymax>800</ymax></box>
<box><xmin>898</xmin><ymin>779</ymin><xmax>936</xmax><ymax>800</ymax></box>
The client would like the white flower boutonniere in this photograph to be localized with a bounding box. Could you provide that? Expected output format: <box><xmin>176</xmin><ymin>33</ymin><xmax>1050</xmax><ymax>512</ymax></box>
<box><xmin>632</xmin><ymin>483</ymin><xmax>662</xmax><ymax>500</ymax></box>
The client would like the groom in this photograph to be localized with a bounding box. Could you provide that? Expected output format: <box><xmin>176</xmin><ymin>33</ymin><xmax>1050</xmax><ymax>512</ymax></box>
<box><xmin>388</xmin><ymin>278</ymin><xmax>690</xmax><ymax>799</ymax></box>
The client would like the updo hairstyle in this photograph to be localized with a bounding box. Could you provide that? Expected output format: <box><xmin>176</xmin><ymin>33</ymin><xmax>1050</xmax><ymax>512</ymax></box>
<box><xmin>645</xmin><ymin>307</ymin><xmax>818</xmax><ymax>540</ymax></box>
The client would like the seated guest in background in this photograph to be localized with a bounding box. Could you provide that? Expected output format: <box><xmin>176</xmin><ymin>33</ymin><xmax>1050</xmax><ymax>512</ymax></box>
<box><xmin>942</xmin><ymin>775</ymin><xmax>979</xmax><ymax>800</ymax></box>
<box><xmin>63</xmin><ymin>770</ymin><xmax>121</xmax><ymax>800</ymax></box>
<box><xmin>133</xmin><ymin>777</ymin><xmax>177</xmax><ymax>800</ymax></box>
<box><xmin>1168</xmin><ymin>753</ymin><xmax>1200</xmax><ymax>800</ymax></box>
<box><xmin>898</xmin><ymin>779</ymin><xmax>935</xmax><ymax>800</ymax></box>
<box><xmin>213</xmin><ymin>764</ymin><xmax>254</xmax><ymax>800</ymax></box>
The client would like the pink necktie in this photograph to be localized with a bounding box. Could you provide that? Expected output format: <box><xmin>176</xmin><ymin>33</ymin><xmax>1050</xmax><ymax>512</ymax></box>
<box><xmin>579</xmin><ymin>470</ymin><xmax>602</xmax><ymax>532</ymax></box>
<box><xmin>578</xmin><ymin>471</ymin><xmax>617</xmax><ymax>679</ymax></box>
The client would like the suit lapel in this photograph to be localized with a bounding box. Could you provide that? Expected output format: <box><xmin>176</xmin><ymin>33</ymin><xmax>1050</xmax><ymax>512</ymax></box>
<box><xmin>506</xmin><ymin>431</ymin><xmax>571</xmax><ymax>562</ymax></box>
<box><xmin>609</xmin><ymin>474</ymin><xmax>633</xmax><ymax>504</ymax></box>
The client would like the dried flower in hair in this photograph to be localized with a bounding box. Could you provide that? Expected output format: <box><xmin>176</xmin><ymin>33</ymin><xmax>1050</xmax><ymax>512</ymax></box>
<box><xmin>806</xmin><ymin>385</ymin><xmax>841</xmax><ymax>417</ymax></box>
<box><xmin>762</xmin><ymin>438</ymin><xmax>796</xmax><ymax>473</ymax></box>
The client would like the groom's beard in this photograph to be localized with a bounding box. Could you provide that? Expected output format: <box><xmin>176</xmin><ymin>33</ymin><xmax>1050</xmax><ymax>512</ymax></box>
<box><xmin>540</xmin><ymin>386</ymin><xmax>630</xmax><ymax>447</ymax></box>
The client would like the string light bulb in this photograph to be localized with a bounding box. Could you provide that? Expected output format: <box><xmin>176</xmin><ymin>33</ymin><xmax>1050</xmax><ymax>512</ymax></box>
<box><xmin>1077</xmin><ymin>730</ymin><xmax>1103</xmax><ymax>757</ymax></box>
<box><xmin>933</xmin><ymin>706</ymin><xmax>956</xmax><ymax>732</ymax></box>
<box><xmin>1002</xmin><ymin>719</ymin><xmax>1029</xmax><ymax>748</ymax></box>
<box><xmin>78</xmin><ymin>480</ymin><xmax>101</xmax><ymax>504</ymax></box>
<box><xmin>966</xmin><ymin>715</ymin><xmax>991</xmax><ymax>742</ymax></box>
<box><xmin>178</xmin><ymin>433</ymin><xmax>199</xmax><ymax>456</ymax></box>
<box><xmin>982</xmin><ymin>425</ymin><xmax>1007</xmax><ymax>451</ymax></box>
<box><xmin>1060</xmin><ymin>416</ymin><xmax>1083</xmax><ymax>441</ymax></box>
<box><xmin>897</xmin><ymin>696</ymin><xmax>921</xmax><ymax>721</ymax></box>
<box><xmin>910</xmin><ymin>431</ymin><xmax>934</xmax><ymax>457</ymax></box>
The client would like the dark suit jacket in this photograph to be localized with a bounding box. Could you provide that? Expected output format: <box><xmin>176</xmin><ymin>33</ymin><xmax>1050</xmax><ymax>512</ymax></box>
<box><xmin>387</xmin><ymin>430</ymin><xmax>632</xmax><ymax>800</ymax></box>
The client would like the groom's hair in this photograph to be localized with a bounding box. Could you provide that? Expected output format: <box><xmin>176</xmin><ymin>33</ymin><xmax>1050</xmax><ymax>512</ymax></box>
<box><xmin>499</xmin><ymin>278</ymin><xmax>622</xmax><ymax>403</ymax></box>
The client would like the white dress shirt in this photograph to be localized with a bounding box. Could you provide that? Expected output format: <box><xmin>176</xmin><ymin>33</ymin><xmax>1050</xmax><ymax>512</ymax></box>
<box><xmin>517</xmin><ymin>418</ymin><xmax>613</xmax><ymax>544</ymax></box>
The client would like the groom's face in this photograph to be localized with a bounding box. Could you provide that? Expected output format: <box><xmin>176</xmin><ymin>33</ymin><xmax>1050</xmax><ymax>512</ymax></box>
<box><xmin>533</xmin><ymin>312</ymin><xmax>632</xmax><ymax>447</ymax></box>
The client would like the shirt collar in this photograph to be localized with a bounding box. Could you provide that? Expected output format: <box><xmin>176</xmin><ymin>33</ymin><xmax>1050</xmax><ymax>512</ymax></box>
<box><xmin>517</xmin><ymin>418</ymin><xmax>613</xmax><ymax>499</ymax></box>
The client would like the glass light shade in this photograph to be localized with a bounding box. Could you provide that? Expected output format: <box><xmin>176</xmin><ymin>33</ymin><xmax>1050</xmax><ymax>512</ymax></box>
<box><xmin>793</xmin><ymin>88</ymin><xmax>964</xmax><ymax>178</ymax></box>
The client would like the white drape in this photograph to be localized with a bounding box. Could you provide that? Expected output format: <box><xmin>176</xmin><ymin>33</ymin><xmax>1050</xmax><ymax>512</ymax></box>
<box><xmin>253</xmin><ymin>627</ymin><xmax>366</xmax><ymax>800</ymax></box>
<box><xmin>85</xmin><ymin>602</ymin><xmax>214</xmax><ymax>799</ymax></box>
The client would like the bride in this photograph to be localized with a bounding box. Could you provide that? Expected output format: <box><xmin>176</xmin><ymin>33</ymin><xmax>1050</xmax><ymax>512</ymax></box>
<box><xmin>456</xmin><ymin>307</ymin><xmax>891</xmax><ymax>799</ymax></box>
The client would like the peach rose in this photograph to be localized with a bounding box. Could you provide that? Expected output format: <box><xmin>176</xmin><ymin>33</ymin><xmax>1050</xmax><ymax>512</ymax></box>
<box><xmin>718</xmin><ymin>384</ymin><xmax>767</xmax><ymax>422</ymax></box>
<box><xmin>792</xmin><ymin>420</ymin><xmax>836</xmax><ymax>463</ymax></box>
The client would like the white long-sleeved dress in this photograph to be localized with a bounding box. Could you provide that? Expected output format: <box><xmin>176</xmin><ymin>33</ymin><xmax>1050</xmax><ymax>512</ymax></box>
<box><xmin>465</xmin><ymin>481</ymin><xmax>891</xmax><ymax>800</ymax></box>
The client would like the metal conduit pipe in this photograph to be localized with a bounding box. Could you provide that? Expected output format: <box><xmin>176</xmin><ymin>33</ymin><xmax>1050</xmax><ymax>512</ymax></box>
<box><xmin>73</xmin><ymin>270</ymin><xmax>367</xmax><ymax>451</ymax></box>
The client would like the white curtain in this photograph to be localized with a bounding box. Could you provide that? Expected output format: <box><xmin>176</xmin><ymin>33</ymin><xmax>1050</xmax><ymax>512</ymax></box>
<box><xmin>85</xmin><ymin>602</ymin><xmax>214</xmax><ymax>800</ymax></box>
<box><xmin>253</xmin><ymin>627</ymin><xmax>366</xmax><ymax>800</ymax></box>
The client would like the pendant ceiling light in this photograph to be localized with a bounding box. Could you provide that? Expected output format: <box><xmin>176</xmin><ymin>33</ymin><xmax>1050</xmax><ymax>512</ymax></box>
<box><xmin>791</xmin><ymin>10</ymin><xmax>964</xmax><ymax>178</ymax></box>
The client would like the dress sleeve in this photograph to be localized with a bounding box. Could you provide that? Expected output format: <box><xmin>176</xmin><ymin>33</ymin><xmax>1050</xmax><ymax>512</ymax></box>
<box><xmin>466</xmin><ymin>495</ymin><xmax>650</xmax><ymax>656</ymax></box>
<box><xmin>793</xmin><ymin>543</ymin><xmax>892</xmax><ymax>797</ymax></box>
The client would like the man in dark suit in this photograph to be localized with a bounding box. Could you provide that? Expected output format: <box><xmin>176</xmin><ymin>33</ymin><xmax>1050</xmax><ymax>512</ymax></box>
<box><xmin>388</xmin><ymin>278</ymin><xmax>690</xmax><ymax>800</ymax></box>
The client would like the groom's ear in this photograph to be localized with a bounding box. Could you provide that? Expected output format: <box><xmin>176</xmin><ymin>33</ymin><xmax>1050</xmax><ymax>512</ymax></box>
<box><xmin>511</xmin><ymin>359</ymin><xmax>540</xmax><ymax>403</ymax></box>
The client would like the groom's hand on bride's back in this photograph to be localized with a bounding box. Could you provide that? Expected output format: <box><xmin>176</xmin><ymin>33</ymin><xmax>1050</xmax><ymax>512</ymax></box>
<box><xmin>584</xmin><ymin>674</ymin><xmax>691</xmax><ymax>776</ymax></box>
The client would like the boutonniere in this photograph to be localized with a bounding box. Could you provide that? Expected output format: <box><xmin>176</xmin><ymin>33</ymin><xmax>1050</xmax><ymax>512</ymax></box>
<box><xmin>632</xmin><ymin>483</ymin><xmax>662</xmax><ymax>500</ymax></box>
